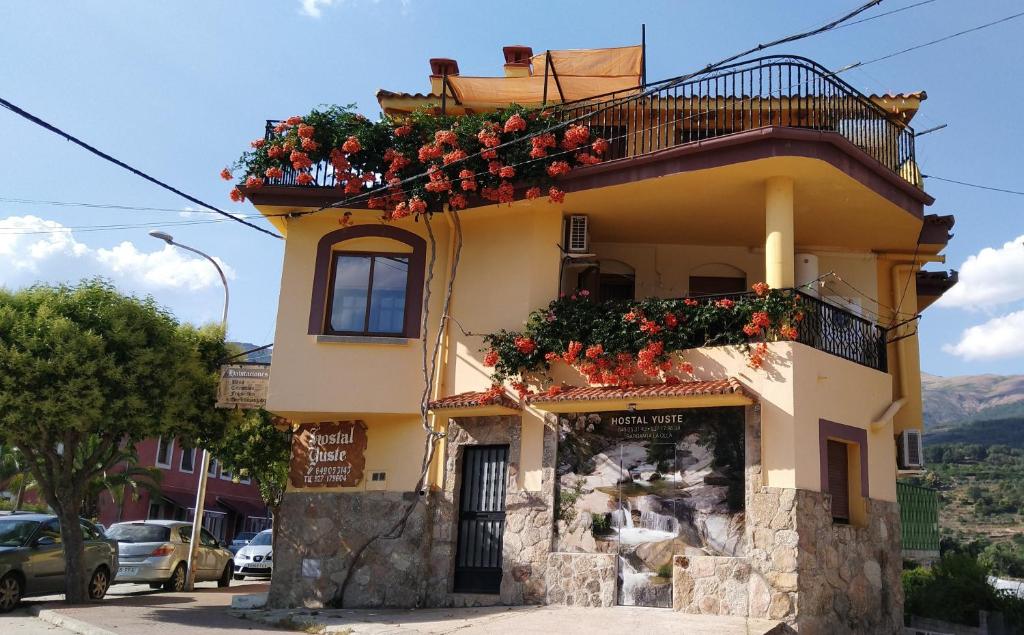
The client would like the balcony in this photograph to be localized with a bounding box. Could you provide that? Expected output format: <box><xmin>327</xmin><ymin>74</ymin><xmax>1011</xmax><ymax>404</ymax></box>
<box><xmin>256</xmin><ymin>56</ymin><xmax>919</xmax><ymax>193</ymax></box>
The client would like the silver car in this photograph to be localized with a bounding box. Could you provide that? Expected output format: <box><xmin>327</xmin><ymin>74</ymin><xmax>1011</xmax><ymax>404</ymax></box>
<box><xmin>0</xmin><ymin>513</ymin><xmax>117</xmax><ymax>612</ymax></box>
<box><xmin>107</xmin><ymin>520</ymin><xmax>233</xmax><ymax>591</ymax></box>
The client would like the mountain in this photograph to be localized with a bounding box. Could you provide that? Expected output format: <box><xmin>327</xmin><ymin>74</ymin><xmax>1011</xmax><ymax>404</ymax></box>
<box><xmin>922</xmin><ymin>372</ymin><xmax>1024</xmax><ymax>430</ymax></box>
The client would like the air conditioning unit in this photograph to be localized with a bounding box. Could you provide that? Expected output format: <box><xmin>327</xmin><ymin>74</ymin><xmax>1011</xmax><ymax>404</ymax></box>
<box><xmin>565</xmin><ymin>215</ymin><xmax>590</xmax><ymax>254</ymax></box>
<box><xmin>898</xmin><ymin>430</ymin><xmax>924</xmax><ymax>469</ymax></box>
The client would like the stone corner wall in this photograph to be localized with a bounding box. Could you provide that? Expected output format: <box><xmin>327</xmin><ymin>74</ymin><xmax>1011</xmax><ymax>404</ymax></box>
<box><xmin>545</xmin><ymin>552</ymin><xmax>617</xmax><ymax>607</ymax></box>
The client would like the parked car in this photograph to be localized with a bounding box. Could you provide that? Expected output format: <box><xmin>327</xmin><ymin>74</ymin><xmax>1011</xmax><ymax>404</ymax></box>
<box><xmin>228</xmin><ymin>531</ymin><xmax>257</xmax><ymax>556</ymax></box>
<box><xmin>107</xmin><ymin>520</ymin><xmax>233</xmax><ymax>591</ymax></box>
<box><xmin>233</xmin><ymin>529</ymin><xmax>272</xmax><ymax>580</ymax></box>
<box><xmin>0</xmin><ymin>513</ymin><xmax>117</xmax><ymax>612</ymax></box>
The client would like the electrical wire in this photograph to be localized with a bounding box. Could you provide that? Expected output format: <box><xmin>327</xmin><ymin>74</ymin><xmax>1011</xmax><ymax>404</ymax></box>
<box><xmin>0</xmin><ymin>96</ymin><xmax>282</xmax><ymax>240</ymax></box>
<box><xmin>0</xmin><ymin>218</ymin><xmax>233</xmax><ymax>236</ymax></box>
<box><xmin>0</xmin><ymin>195</ymin><xmax>259</xmax><ymax>216</ymax></box>
<box><xmin>922</xmin><ymin>174</ymin><xmax>1024</xmax><ymax>196</ymax></box>
<box><xmin>831</xmin><ymin>0</ymin><xmax>939</xmax><ymax>30</ymax></box>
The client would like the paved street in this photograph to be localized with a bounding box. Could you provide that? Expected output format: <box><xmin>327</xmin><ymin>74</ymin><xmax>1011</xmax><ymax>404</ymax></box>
<box><xmin>19</xmin><ymin>581</ymin><xmax>285</xmax><ymax>634</ymax></box>
<box><xmin>3</xmin><ymin>610</ymin><xmax>75</xmax><ymax>634</ymax></box>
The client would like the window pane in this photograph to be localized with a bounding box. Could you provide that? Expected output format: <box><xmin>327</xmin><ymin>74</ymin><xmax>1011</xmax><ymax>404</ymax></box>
<box><xmin>156</xmin><ymin>437</ymin><xmax>171</xmax><ymax>465</ymax></box>
<box><xmin>330</xmin><ymin>255</ymin><xmax>371</xmax><ymax>332</ymax></box>
<box><xmin>180</xmin><ymin>448</ymin><xmax>194</xmax><ymax>472</ymax></box>
<box><xmin>368</xmin><ymin>257</ymin><xmax>408</xmax><ymax>334</ymax></box>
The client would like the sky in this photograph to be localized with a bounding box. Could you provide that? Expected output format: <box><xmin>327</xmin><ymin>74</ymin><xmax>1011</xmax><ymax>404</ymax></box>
<box><xmin>1</xmin><ymin>0</ymin><xmax>1023</xmax><ymax>377</ymax></box>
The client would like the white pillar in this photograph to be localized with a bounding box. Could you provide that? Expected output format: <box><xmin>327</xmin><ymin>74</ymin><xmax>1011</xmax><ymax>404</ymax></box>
<box><xmin>765</xmin><ymin>177</ymin><xmax>795</xmax><ymax>289</ymax></box>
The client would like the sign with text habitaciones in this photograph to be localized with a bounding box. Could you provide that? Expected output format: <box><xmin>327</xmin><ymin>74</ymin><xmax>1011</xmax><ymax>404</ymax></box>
<box><xmin>289</xmin><ymin>421</ymin><xmax>368</xmax><ymax>488</ymax></box>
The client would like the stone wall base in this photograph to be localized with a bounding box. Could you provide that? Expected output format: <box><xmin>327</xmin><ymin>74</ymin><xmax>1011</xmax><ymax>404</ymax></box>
<box><xmin>545</xmin><ymin>553</ymin><xmax>616</xmax><ymax>607</ymax></box>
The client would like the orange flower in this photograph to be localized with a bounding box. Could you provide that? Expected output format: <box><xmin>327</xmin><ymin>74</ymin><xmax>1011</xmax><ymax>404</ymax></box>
<box><xmin>296</xmin><ymin>172</ymin><xmax>314</xmax><ymax>185</ymax></box>
<box><xmin>678</xmin><ymin>361</ymin><xmax>694</xmax><ymax>374</ymax></box>
<box><xmin>585</xmin><ymin>344</ymin><xmax>604</xmax><ymax>359</ymax></box>
<box><xmin>267</xmin><ymin>146</ymin><xmax>285</xmax><ymax>159</ymax></box>
<box><xmin>392</xmin><ymin>201</ymin><xmax>410</xmax><ymax>219</ymax></box>
<box><xmin>250</xmin><ymin>139</ymin><xmax>266</xmax><ymax>149</ymax></box>
<box><xmin>229</xmin><ymin>188</ymin><xmax>244</xmax><ymax>202</ymax></box>
<box><xmin>514</xmin><ymin>336</ymin><xmax>537</xmax><ymax>355</ymax></box>
<box><xmin>394</xmin><ymin>124</ymin><xmax>413</xmax><ymax>137</ymax></box>
<box><xmin>300</xmin><ymin>137</ymin><xmax>318</xmax><ymax>151</ymax></box>
<box><xmin>219</xmin><ymin>168</ymin><xmax>232</xmax><ymax>181</ymax></box>
<box><xmin>264</xmin><ymin>167</ymin><xmax>284</xmax><ymax>179</ymax></box>
<box><xmin>443</xmin><ymin>149</ymin><xmax>467</xmax><ymax>165</ymax></box>
<box><xmin>503</xmin><ymin>113</ymin><xmax>527</xmax><ymax>133</ymax></box>
<box><xmin>525</xmin><ymin>186</ymin><xmax>541</xmax><ymax>200</ymax></box>
<box><xmin>752</xmin><ymin>282</ymin><xmax>769</xmax><ymax>297</ymax></box>
<box><xmin>342</xmin><ymin>136</ymin><xmax>361</xmax><ymax>153</ymax></box>
<box><xmin>297</xmin><ymin>124</ymin><xmax>315</xmax><ymax>139</ymax></box>
<box><xmin>368</xmin><ymin>196</ymin><xmax>387</xmax><ymax>210</ymax></box>
<box><xmin>285</xmin><ymin>116</ymin><xmax>303</xmax><ymax>126</ymax></box>
<box><xmin>715</xmin><ymin>298</ymin><xmax>735</xmax><ymax>309</ymax></box>
<box><xmin>780</xmin><ymin>325</ymin><xmax>799</xmax><ymax>340</ymax></box>
<box><xmin>245</xmin><ymin>175</ymin><xmax>263</xmax><ymax>188</ymax></box>
<box><xmin>448</xmin><ymin>193</ymin><xmax>468</xmax><ymax>210</ymax></box>
<box><xmin>290</xmin><ymin>150</ymin><xmax>312</xmax><ymax>170</ymax></box>
<box><xmin>546</xmin><ymin>161</ymin><xmax>571</xmax><ymax>177</ymax></box>
<box><xmin>591</xmin><ymin>138</ymin><xmax>610</xmax><ymax>155</ymax></box>
<box><xmin>435</xmin><ymin>130</ymin><xmax>458</xmax><ymax>146</ymax></box>
<box><xmin>499</xmin><ymin>166</ymin><xmax>515</xmax><ymax>179</ymax></box>
<box><xmin>409</xmin><ymin>197</ymin><xmax>427</xmax><ymax>215</ymax></box>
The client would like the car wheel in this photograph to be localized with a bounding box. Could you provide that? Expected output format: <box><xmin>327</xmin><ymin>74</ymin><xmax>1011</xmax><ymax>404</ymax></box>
<box><xmin>232</xmin><ymin>574</ymin><xmax>245</xmax><ymax>581</ymax></box>
<box><xmin>217</xmin><ymin>562</ymin><xmax>232</xmax><ymax>588</ymax></box>
<box><xmin>164</xmin><ymin>563</ymin><xmax>187</xmax><ymax>592</ymax></box>
<box><xmin>0</xmin><ymin>573</ymin><xmax>23</xmax><ymax>613</ymax></box>
<box><xmin>88</xmin><ymin>567</ymin><xmax>110</xmax><ymax>600</ymax></box>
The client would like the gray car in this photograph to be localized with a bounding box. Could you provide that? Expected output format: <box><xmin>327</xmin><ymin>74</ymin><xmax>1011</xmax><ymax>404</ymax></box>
<box><xmin>0</xmin><ymin>512</ymin><xmax>118</xmax><ymax>612</ymax></box>
<box><xmin>107</xmin><ymin>520</ymin><xmax>233</xmax><ymax>591</ymax></box>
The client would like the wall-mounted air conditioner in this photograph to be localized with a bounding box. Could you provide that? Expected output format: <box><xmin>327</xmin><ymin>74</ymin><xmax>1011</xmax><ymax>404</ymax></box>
<box><xmin>565</xmin><ymin>215</ymin><xmax>590</xmax><ymax>254</ymax></box>
<box><xmin>898</xmin><ymin>429</ymin><xmax>924</xmax><ymax>470</ymax></box>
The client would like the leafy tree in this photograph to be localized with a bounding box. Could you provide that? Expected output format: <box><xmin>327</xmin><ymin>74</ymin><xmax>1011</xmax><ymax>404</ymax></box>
<box><xmin>0</xmin><ymin>445</ymin><xmax>33</xmax><ymax>510</ymax></box>
<box><xmin>214</xmin><ymin>409</ymin><xmax>291</xmax><ymax>514</ymax></box>
<box><xmin>82</xmin><ymin>446</ymin><xmax>162</xmax><ymax>524</ymax></box>
<box><xmin>0</xmin><ymin>280</ymin><xmax>227</xmax><ymax>603</ymax></box>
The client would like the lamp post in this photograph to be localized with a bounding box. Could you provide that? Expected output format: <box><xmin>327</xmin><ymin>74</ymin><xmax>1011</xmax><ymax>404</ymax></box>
<box><xmin>149</xmin><ymin>230</ymin><xmax>228</xmax><ymax>591</ymax></box>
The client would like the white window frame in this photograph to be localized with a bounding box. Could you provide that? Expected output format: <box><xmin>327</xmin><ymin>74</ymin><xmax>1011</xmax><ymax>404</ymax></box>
<box><xmin>220</xmin><ymin>467</ymin><xmax>234</xmax><ymax>482</ymax></box>
<box><xmin>207</xmin><ymin>457</ymin><xmax>219</xmax><ymax>478</ymax></box>
<box><xmin>155</xmin><ymin>437</ymin><xmax>174</xmax><ymax>469</ymax></box>
<box><xmin>179</xmin><ymin>447</ymin><xmax>196</xmax><ymax>474</ymax></box>
<box><xmin>238</xmin><ymin>475</ymin><xmax>252</xmax><ymax>485</ymax></box>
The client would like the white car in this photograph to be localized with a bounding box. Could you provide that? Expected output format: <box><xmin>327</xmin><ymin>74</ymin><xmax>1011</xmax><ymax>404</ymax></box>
<box><xmin>232</xmin><ymin>529</ymin><xmax>272</xmax><ymax>580</ymax></box>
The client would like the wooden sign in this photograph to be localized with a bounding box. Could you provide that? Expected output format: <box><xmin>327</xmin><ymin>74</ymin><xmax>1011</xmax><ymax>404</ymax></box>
<box><xmin>216</xmin><ymin>363</ymin><xmax>270</xmax><ymax>409</ymax></box>
<box><xmin>289</xmin><ymin>421</ymin><xmax>368</xmax><ymax>488</ymax></box>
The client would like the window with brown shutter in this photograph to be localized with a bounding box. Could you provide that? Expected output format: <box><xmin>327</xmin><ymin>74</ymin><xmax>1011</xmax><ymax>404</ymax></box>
<box><xmin>827</xmin><ymin>440</ymin><xmax>850</xmax><ymax>523</ymax></box>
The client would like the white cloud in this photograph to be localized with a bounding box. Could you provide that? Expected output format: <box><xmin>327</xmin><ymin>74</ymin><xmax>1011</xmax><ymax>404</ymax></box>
<box><xmin>299</xmin><ymin>0</ymin><xmax>335</xmax><ymax>17</ymax></box>
<box><xmin>936</xmin><ymin>234</ymin><xmax>1024</xmax><ymax>310</ymax></box>
<box><xmin>942</xmin><ymin>310</ymin><xmax>1024</xmax><ymax>361</ymax></box>
<box><xmin>0</xmin><ymin>215</ymin><xmax>234</xmax><ymax>293</ymax></box>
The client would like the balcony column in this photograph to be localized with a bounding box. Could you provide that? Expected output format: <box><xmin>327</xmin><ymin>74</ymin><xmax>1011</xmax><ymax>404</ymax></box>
<box><xmin>765</xmin><ymin>176</ymin><xmax>795</xmax><ymax>288</ymax></box>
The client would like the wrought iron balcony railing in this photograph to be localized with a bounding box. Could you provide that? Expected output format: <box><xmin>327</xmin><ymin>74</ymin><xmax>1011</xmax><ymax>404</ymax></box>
<box><xmin>261</xmin><ymin>55</ymin><xmax>917</xmax><ymax>190</ymax></box>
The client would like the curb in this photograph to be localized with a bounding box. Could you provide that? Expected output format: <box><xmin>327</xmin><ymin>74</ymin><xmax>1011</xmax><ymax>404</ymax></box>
<box><xmin>28</xmin><ymin>605</ymin><xmax>118</xmax><ymax>635</ymax></box>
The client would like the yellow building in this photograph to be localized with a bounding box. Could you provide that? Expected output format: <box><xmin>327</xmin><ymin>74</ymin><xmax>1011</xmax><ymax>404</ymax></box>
<box><xmin>243</xmin><ymin>46</ymin><xmax>956</xmax><ymax>633</ymax></box>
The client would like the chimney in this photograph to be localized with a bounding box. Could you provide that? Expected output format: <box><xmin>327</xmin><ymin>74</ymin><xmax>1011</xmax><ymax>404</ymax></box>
<box><xmin>429</xmin><ymin>58</ymin><xmax>459</xmax><ymax>94</ymax></box>
<box><xmin>503</xmin><ymin>45</ymin><xmax>533</xmax><ymax>78</ymax></box>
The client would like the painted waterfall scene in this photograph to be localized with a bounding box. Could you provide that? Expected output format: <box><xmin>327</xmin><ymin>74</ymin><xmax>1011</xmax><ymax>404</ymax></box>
<box><xmin>555</xmin><ymin>407</ymin><xmax>746</xmax><ymax>607</ymax></box>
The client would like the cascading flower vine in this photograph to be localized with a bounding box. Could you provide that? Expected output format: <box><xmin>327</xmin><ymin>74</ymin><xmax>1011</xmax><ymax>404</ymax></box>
<box><xmin>228</xmin><ymin>104</ymin><xmax>611</xmax><ymax>216</ymax></box>
<box><xmin>481</xmin><ymin>284</ymin><xmax>807</xmax><ymax>388</ymax></box>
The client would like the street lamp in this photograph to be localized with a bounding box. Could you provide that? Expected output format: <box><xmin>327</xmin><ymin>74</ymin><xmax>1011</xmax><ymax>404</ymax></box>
<box><xmin>148</xmin><ymin>230</ymin><xmax>229</xmax><ymax>591</ymax></box>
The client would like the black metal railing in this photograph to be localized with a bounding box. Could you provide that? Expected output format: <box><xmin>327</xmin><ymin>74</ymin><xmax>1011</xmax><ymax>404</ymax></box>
<box><xmin>690</xmin><ymin>288</ymin><xmax>888</xmax><ymax>372</ymax></box>
<box><xmin>553</xmin><ymin>56</ymin><xmax>917</xmax><ymax>183</ymax></box>
<box><xmin>259</xmin><ymin>56</ymin><xmax>917</xmax><ymax>191</ymax></box>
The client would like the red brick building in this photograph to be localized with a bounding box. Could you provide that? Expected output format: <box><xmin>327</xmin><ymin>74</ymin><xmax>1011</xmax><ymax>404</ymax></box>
<box><xmin>95</xmin><ymin>437</ymin><xmax>271</xmax><ymax>543</ymax></box>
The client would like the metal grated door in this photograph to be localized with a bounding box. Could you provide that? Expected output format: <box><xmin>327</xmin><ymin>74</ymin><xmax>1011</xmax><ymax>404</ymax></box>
<box><xmin>453</xmin><ymin>445</ymin><xmax>508</xmax><ymax>594</ymax></box>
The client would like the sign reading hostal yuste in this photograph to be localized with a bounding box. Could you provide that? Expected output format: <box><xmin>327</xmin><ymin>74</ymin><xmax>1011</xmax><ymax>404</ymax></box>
<box><xmin>215</xmin><ymin>363</ymin><xmax>270</xmax><ymax>409</ymax></box>
<box><xmin>289</xmin><ymin>421</ymin><xmax>368</xmax><ymax>488</ymax></box>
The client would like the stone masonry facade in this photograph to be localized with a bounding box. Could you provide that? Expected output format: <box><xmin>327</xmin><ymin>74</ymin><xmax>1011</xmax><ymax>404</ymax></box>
<box><xmin>545</xmin><ymin>552</ymin><xmax>617</xmax><ymax>607</ymax></box>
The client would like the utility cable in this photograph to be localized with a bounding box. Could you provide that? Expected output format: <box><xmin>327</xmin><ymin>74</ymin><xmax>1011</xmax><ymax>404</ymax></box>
<box><xmin>0</xmin><ymin>96</ymin><xmax>282</xmax><ymax>240</ymax></box>
<box><xmin>922</xmin><ymin>174</ymin><xmax>1024</xmax><ymax>197</ymax></box>
<box><xmin>0</xmin><ymin>195</ymin><xmax>259</xmax><ymax>216</ymax></box>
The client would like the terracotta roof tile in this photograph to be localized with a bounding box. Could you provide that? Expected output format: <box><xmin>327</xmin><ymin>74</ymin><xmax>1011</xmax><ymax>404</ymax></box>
<box><xmin>428</xmin><ymin>390</ymin><xmax>521</xmax><ymax>411</ymax></box>
<box><xmin>376</xmin><ymin>89</ymin><xmax>442</xmax><ymax>100</ymax></box>
<box><xmin>527</xmin><ymin>378</ymin><xmax>749</xmax><ymax>404</ymax></box>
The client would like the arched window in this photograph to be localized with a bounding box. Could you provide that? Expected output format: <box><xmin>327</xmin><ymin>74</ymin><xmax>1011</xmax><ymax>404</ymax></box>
<box><xmin>308</xmin><ymin>225</ymin><xmax>426</xmax><ymax>338</ymax></box>
<box><xmin>576</xmin><ymin>259</ymin><xmax>636</xmax><ymax>301</ymax></box>
<box><xmin>688</xmin><ymin>263</ymin><xmax>747</xmax><ymax>296</ymax></box>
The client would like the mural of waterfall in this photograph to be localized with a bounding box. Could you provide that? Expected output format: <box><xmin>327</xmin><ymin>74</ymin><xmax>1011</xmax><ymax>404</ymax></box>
<box><xmin>555</xmin><ymin>407</ymin><xmax>746</xmax><ymax>608</ymax></box>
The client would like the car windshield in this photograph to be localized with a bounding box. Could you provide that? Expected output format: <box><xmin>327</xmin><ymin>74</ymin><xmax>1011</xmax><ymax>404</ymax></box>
<box><xmin>107</xmin><ymin>524</ymin><xmax>171</xmax><ymax>543</ymax></box>
<box><xmin>233</xmin><ymin>533</ymin><xmax>255</xmax><ymax>544</ymax></box>
<box><xmin>0</xmin><ymin>519</ymin><xmax>40</xmax><ymax>547</ymax></box>
<box><xmin>249</xmin><ymin>532</ymin><xmax>272</xmax><ymax>546</ymax></box>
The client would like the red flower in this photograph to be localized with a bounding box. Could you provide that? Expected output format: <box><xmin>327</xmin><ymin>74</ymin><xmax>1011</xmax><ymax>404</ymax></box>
<box><xmin>443</xmin><ymin>149</ymin><xmax>467</xmax><ymax>165</ymax></box>
<box><xmin>585</xmin><ymin>344</ymin><xmax>604</xmax><ymax>359</ymax></box>
<box><xmin>342</xmin><ymin>136</ymin><xmax>361</xmax><ymax>154</ymax></box>
<box><xmin>563</xmin><ymin>124</ymin><xmax>590</xmax><ymax>148</ymax></box>
<box><xmin>481</xmin><ymin>149</ymin><xmax>498</xmax><ymax>160</ymax></box>
<box><xmin>264</xmin><ymin>167</ymin><xmax>284</xmax><ymax>179</ymax></box>
<box><xmin>743</xmin><ymin>323</ymin><xmax>761</xmax><ymax>337</ymax></box>
<box><xmin>512</xmin><ymin>381</ymin><xmax>532</xmax><ymax>398</ymax></box>
<box><xmin>409</xmin><ymin>197</ymin><xmax>427</xmax><ymax>215</ymax></box>
<box><xmin>532</xmin><ymin>133</ymin><xmax>557</xmax><ymax>149</ymax></box>
<box><xmin>290</xmin><ymin>150</ymin><xmax>313</xmax><ymax>170</ymax></box>
<box><xmin>477</xmin><ymin>128</ymin><xmax>501</xmax><ymax>148</ymax></box>
<box><xmin>546</xmin><ymin>161</ymin><xmax>571</xmax><ymax>177</ymax></box>
<box><xmin>545</xmin><ymin>385</ymin><xmax>563</xmax><ymax>397</ymax></box>
<box><xmin>480</xmin><ymin>186</ymin><xmax>499</xmax><ymax>202</ymax></box>
<box><xmin>752</xmin><ymin>311</ymin><xmax>771</xmax><ymax>329</ymax></box>
<box><xmin>392</xmin><ymin>201</ymin><xmax>410</xmax><ymax>219</ymax></box>
<box><xmin>435</xmin><ymin>129</ymin><xmax>458</xmax><ymax>146</ymax></box>
<box><xmin>418</xmin><ymin>144</ymin><xmax>443</xmax><ymax>162</ymax></box>
<box><xmin>245</xmin><ymin>175</ymin><xmax>263</xmax><ymax>188</ymax></box>
<box><xmin>344</xmin><ymin>178</ymin><xmax>362</xmax><ymax>194</ymax></box>
<box><xmin>394</xmin><ymin>124</ymin><xmax>413</xmax><ymax>137</ymax></box>
<box><xmin>448</xmin><ymin>193</ymin><xmax>468</xmax><ymax>210</ymax></box>
<box><xmin>664</xmin><ymin>313</ymin><xmax>678</xmax><ymax>328</ymax></box>
<box><xmin>514</xmin><ymin>337</ymin><xmax>537</xmax><ymax>355</ymax></box>
<box><xmin>684</xmin><ymin>298</ymin><xmax>699</xmax><ymax>307</ymax></box>
<box><xmin>716</xmin><ymin>298</ymin><xmax>735</xmax><ymax>310</ymax></box>
<box><xmin>544</xmin><ymin>352</ymin><xmax>560</xmax><ymax>361</ymax></box>
<box><xmin>529</xmin><ymin>147</ymin><xmax>548</xmax><ymax>159</ymax></box>
<box><xmin>575</xmin><ymin>152</ymin><xmax>601</xmax><ymax>166</ymax></box>
<box><xmin>483</xmin><ymin>350</ymin><xmax>499</xmax><ymax>367</ymax></box>
<box><xmin>250</xmin><ymin>139</ymin><xmax>266</xmax><ymax>149</ymax></box>
<box><xmin>548</xmin><ymin>187</ymin><xmax>565</xmax><ymax>203</ymax></box>
<box><xmin>300</xmin><ymin>137</ymin><xmax>318</xmax><ymax>151</ymax></box>
<box><xmin>219</xmin><ymin>168</ymin><xmax>232</xmax><ymax>181</ymax></box>
<box><xmin>525</xmin><ymin>186</ymin><xmax>541</xmax><ymax>200</ymax></box>
<box><xmin>591</xmin><ymin>138</ymin><xmax>610</xmax><ymax>155</ymax></box>
<box><xmin>297</xmin><ymin>124</ymin><xmax>315</xmax><ymax>139</ymax></box>
<box><xmin>678</xmin><ymin>361</ymin><xmax>694</xmax><ymax>374</ymax></box>
<box><xmin>296</xmin><ymin>172</ymin><xmax>314</xmax><ymax>185</ymax></box>
<box><xmin>499</xmin><ymin>166</ymin><xmax>515</xmax><ymax>179</ymax></box>
<box><xmin>368</xmin><ymin>196</ymin><xmax>387</xmax><ymax>210</ymax></box>
<box><xmin>752</xmin><ymin>282</ymin><xmax>770</xmax><ymax>297</ymax></box>
<box><xmin>579</xmin><ymin>289</ymin><xmax>590</xmax><ymax>297</ymax></box>
<box><xmin>267</xmin><ymin>145</ymin><xmax>285</xmax><ymax>159</ymax></box>
<box><xmin>780</xmin><ymin>325</ymin><xmax>799</xmax><ymax>340</ymax></box>
<box><xmin>285</xmin><ymin>116</ymin><xmax>303</xmax><ymax>126</ymax></box>
<box><xmin>563</xmin><ymin>341</ymin><xmax>583</xmax><ymax>364</ymax></box>
<box><xmin>664</xmin><ymin>376</ymin><xmax>681</xmax><ymax>386</ymax></box>
<box><xmin>497</xmin><ymin>181</ymin><xmax>515</xmax><ymax>204</ymax></box>
<box><xmin>229</xmin><ymin>188</ymin><xmax>244</xmax><ymax>202</ymax></box>
<box><xmin>639</xmin><ymin>319</ymin><xmax>662</xmax><ymax>335</ymax></box>
<box><xmin>503</xmin><ymin>113</ymin><xmax>527</xmax><ymax>133</ymax></box>
<box><xmin>623</xmin><ymin>311</ymin><xmax>639</xmax><ymax>322</ymax></box>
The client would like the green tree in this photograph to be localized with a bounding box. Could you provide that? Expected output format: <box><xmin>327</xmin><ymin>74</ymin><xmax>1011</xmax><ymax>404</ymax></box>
<box><xmin>214</xmin><ymin>409</ymin><xmax>291</xmax><ymax>514</ymax></box>
<box><xmin>0</xmin><ymin>280</ymin><xmax>227</xmax><ymax>603</ymax></box>
<box><xmin>82</xmin><ymin>446</ymin><xmax>162</xmax><ymax>524</ymax></box>
<box><xmin>0</xmin><ymin>445</ymin><xmax>33</xmax><ymax>510</ymax></box>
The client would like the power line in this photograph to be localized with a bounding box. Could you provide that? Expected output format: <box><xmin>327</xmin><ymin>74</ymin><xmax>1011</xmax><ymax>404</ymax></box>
<box><xmin>282</xmin><ymin>0</ymin><xmax>889</xmax><ymax>220</ymax></box>
<box><xmin>832</xmin><ymin>0</ymin><xmax>938</xmax><ymax>30</ymax></box>
<box><xmin>922</xmin><ymin>174</ymin><xmax>1024</xmax><ymax>196</ymax></box>
<box><xmin>0</xmin><ymin>96</ymin><xmax>282</xmax><ymax>240</ymax></box>
<box><xmin>0</xmin><ymin>218</ymin><xmax>233</xmax><ymax>236</ymax></box>
<box><xmin>0</xmin><ymin>195</ymin><xmax>258</xmax><ymax>216</ymax></box>
<box><xmin>841</xmin><ymin>10</ymin><xmax>1024</xmax><ymax>71</ymax></box>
